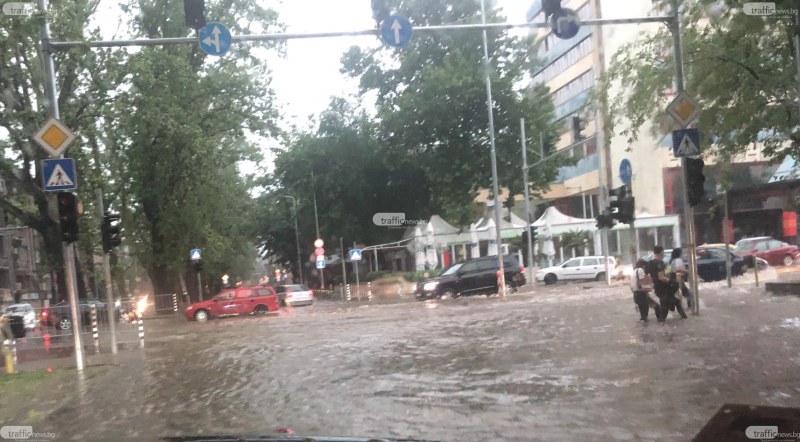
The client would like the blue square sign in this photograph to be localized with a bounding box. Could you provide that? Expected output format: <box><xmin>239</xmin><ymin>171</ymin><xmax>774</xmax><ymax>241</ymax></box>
<box><xmin>42</xmin><ymin>158</ymin><xmax>77</xmax><ymax>191</ymax></box>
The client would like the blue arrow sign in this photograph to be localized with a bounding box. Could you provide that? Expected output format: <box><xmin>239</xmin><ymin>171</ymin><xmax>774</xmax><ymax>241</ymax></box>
<box><xmin>190</xmin><ymin>249</ymin><xmax>202</xmax><ymax>260</ymax></box>
<box><xmin>550</xmin><ymin>8</ymin><xmax>581</xmax><ymax>40</ymax></box>
<box><xmin>672</xmin><ymin>128</ymin><xmax>701</xmax><ymax>158</ymax></box>
<box><xmin>619</xmin><ymin>159</ymin><xmax>632</xmax><ymax>185</ymax></box>
<box><xmin>316</xmin><ymin>255</ymin><xmax>326</xmax><ymax>269</ymax></box>
<box><xmin>42</xmin><ymin>158</ymin><xmax>77</xmax><ymax>191</ymax></box>
<box><xmin>380</xmin><ymin>15</ymin><xmax>413</xmax><ymax>48</ymax></box>
<box><xmin>198</xmin><ymin>22</ymin><xmax>232</xmax><ymax>56</ymax></box>
<box><xmin>349</xmin><ymin>249</ymin><xmax>362</xmax><ymax>261</ymax></box>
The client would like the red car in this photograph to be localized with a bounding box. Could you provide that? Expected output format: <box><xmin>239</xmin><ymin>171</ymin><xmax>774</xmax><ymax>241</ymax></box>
<box><xmin>734</xmin><ymin>237</ymin><xmax>800</xmax><ymax>267</ymax></box>
<box><xmin>184</xmin><ymin>286</ymin><xmax>280</xmax><ymax>322</ymax></box>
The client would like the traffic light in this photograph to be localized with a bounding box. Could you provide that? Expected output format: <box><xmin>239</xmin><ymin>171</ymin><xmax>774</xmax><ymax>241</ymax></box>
<box><xmin>609</xmin><ymin>185</ymin><xmax>635</xmax><ymax>224</ymax></box>
<box><xmin>193</xmin><ymin>260</ymin><xmax>203</xmax><ymax>273</ymax></box>
<box><xmin>595</xmin><ymin>211</ymin><xmax>615</xmax><ymax>229</ymax></box>
<box><xmin>571</xmin><ymin>115</ymin><xmax>585</xmax><ymax>142</ymax></box>
<box><xmin>542</xmin><ymin>0</ymin><xmax>562</xmax><ymax>17</ymax></box>
<box><xmin>184</xmin><ymin>0</ymin><xmax>206</xmax><ymax>30</ymax></box>
<box><xmin>686</xmin><ymin>158</ymin><xmax>706</xmax><ymax>207</ymax></box>
<box><xmin>101</xmin><ymin>212</ymin><xmax>122</xmax><ymax>253</ymax></box>
<box><xmin>371</xmin><ymin>0</ymin><xmax>391</xmax><ymax>25</ymax></box>
<box><xmin>57</xmin><ymin>192</ymin><xmax>80</xmax><ymax>243</ymax></box>
<box><xmin>530</xmin><ymin>226</ymin><xmax>538</xmax><ymax>243</ymax></box>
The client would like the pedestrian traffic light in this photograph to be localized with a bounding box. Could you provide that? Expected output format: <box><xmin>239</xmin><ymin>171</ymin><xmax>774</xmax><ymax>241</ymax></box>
<box><xmin>184</xmin><ymin>0</ymin><xmax>206</xmax><ymax>30</ymax></box>
<box><xmin>596</xmin><ymin>210</ymin><xmax>615</xmax><ymax>229</ymax></box>
<box><xmin>571</xmin><ymin>115</ymin><xmax>585</xmax><ymax>142</ymax></box>
<box><xmin>193</xmin><ymin>259</ymin><xmax>203</xmax><ymax>273</ymax></box>
<box><xmin>371</xmin><ymin>0</ymin><xmax>391</xmax><ymax>25</ymax></box>
<box><xmin>530</xmin><ymin>226</ymin><xmax>538</xmax><ymax>243</ymax></box>
<box><xmin>686</xmin><ymin>158</ymin><xmax>706</xmax><ymax>207</ymax></box>
<box><xmin>609</xmin><ymin>185</ymin><xmax>635</xmax><ymax>224</ymax></box>
<box><xmin>57</xmin><ymin>192</ymin><xmax>80</xmax><ymax>243</ymax></box>
<box><xmin>101</xmin><ymin>212</ymin><xmax>122</xmax><ymax>253</ymax></box>
<box><xmin>542</xmin><ymin>0</ymin><xmax>562</xmax><ymax>17</ymax></box>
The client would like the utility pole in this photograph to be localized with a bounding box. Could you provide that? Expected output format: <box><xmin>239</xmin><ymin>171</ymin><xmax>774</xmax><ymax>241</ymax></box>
<box><xmin>670</xmin><ymin>0</ymin><xmax>700</xmax><ymax>314</ymax></box>
<box><xmin>480</xmin><ymin>0</ymin><xmax>506</xmax><ymax>297</ymax></box>
<box><xmin>39</xmin><ymin>0</ymin><xmax>83</xmax><ymax>371</ymax></box>
<box><xmin>281</xmin><ymin>195</ymin><xmax>303</xmax><ymax>285</ymax></box>
<box><xmin>311</xmin><ymin>169</ymin><xmax>323</xmax><ymax>289</ymax></box>
<box><xmin>96</xmin><ymin>190</ymin><xmax>118</xmax><ymax>354</ymax></box>
<box><xmin>353</xmin><ymin>241</ymin><xmax>360</xmax><ymax>296</ymax></box>
<box><xmin>339</xmin><ymin>237</ymin><xmax>347</xmax><ymax>300</ymax></box>
<box><xmin>520</xmin><ymin>119</ymin><xmax>535</xmax><ymax>289</ymax></box>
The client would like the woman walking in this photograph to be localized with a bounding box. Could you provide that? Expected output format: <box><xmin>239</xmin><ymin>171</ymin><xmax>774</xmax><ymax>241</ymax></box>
<box><xmin>631</xmin><ymin>259</ymin><xmax>660</xmax><ymax>321</ymax></box>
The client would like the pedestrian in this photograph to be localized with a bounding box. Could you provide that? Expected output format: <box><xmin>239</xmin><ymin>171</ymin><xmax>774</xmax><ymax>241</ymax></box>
<box><xmin>647</xmin><ymin>246</ymin><xmax>687</xmax><ymax>321</ymax></box>
<box><xmin>631</xmin><ymin>259</ymin><xmax>660</xmax><ymax>321</ymax></box>
<box><xmin>668</xmin><ymin>248</ymin><xmax>694</xmax><ymax>309</ymax></box>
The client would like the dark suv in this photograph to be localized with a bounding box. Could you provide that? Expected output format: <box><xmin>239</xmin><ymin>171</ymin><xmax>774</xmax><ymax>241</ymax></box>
<box><xmin>415</xmin><ymin>255</ymin><xmax>526</xmax><ymax>300</ymax></box>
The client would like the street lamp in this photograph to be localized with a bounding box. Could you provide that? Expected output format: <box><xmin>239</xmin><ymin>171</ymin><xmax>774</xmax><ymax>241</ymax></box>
<box><xmin>279</xmin><ymin>195</ymin><xmax>304</xmax><ymax>285</ymax></box>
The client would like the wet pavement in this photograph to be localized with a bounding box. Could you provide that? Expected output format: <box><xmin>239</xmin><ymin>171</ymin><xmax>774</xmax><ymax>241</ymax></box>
<box><xmin>3</xmin><ymin>273</ymin><xmax>800</xmax><ymax>441</ymax></box>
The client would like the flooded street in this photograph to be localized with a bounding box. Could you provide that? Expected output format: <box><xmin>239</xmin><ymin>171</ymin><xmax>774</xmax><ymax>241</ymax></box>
<box><xmin>6</xmin><ymin>279</ymin><xmax>800</xmax><ymax>441</ymax></box>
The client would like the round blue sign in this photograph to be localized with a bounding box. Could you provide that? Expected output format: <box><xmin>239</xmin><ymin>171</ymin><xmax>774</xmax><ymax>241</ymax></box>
<box><xmin>619</xmin><ymin>159</ymin><xmax>633</xmax><ymax>184</ymax></box>
<box><xmin>550</xmin><ymin>8</ymin><xmax>581</xmax><ymax>40</ymax></box>
<box><xmin>198</xmin><ymin>22</ymin><xmax>232</xmax><ymax>56</ymax></box>
<box><xmin>380</xmin><ymin>15</ymin><xmax>413</xmax><ymax>48</ymax></box>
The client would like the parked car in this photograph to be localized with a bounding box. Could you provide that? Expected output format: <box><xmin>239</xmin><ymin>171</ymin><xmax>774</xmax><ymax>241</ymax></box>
<box><xmin>3</xmin><ymin>303</ymin><xmax>36</xmax><ymax>330</ymax></box>
<box><xmin>415</xmin><ymin>255</ymin><xmax>526</xmax><ymax>300</ymax></box>
<box><xmin>536</xmin><ymin>256</ymin><xmax>616</xmax><ymax>285</ymax></box>
<box><xmin>694</xmin><ymin>246</ymin><xmax>748</xmax><ymax>281</ymax></box>
<box><xmin>734</xmin><ymin>237</ymin><xmax>800</xmax><ymax>267</ymax></box>
<box><xmin>700</xmin><ymin>243</ymin><xmax>769</xmax><ymax>271</ymax></box>
<box><xmin>184</xmin><ymin>286</ymin><xmax>280</xmax><ymax>322</ymax></box>
<box><xmin>40</xmin><ymin>298</ymin><xmax>112</xmax><ymax>330</ymax></box>
<box><xmin>275</xmin><ymin>284</ymin><xmax>314</xmax><ymax>307</ymax></box>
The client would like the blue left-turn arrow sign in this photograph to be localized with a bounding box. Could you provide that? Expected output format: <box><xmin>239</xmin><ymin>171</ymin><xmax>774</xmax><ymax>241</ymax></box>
<box><xmin>198</xmin><ymin>22</ymin><xmax>232</xmax><ymax>56</ymax></box>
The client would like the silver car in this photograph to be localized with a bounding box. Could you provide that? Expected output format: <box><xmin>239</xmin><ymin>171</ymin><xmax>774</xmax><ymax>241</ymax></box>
<box><xmin>4</xmin><ymin>303</ymin><xmax>36</xmax><ymax>330</ymax></box>
<box><xmin>275</xmin><ymin>284</ymin><xmax>314</xmax><ymax>307</ymax></box>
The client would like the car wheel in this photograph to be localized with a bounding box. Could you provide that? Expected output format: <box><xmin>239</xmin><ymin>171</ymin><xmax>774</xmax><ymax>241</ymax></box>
<box><xmin>595</xmin><ymin>272</ymin><xmax>606</xmax><ymax>282</ymax></box>
<box><xmin>441</xmin><ymin>289</ymin><xmax>457</xmax><ymax>299</ymax></box>
<box><xmin>58</xmin><ymin>317</ymin><xmax>72</xmax><ymax>330</ymax></box>
<box><xmin>194</xmin><ymin>309</ymin><xmax>209</xmax><ymax>322</ymax></box>
<box><xmin>544</xmin><ymin>274</ymin><xmax>557</xmax><ymax>285</ymax></box>
<box><xmin>783</xmin><ymin>255</ymin><xmax>794</xmax><ymax>266</ymax></box>
<box><xmin>253</xmin><ymin>305</ymin><xmax>267</xmax><ymax>315</ymax></box>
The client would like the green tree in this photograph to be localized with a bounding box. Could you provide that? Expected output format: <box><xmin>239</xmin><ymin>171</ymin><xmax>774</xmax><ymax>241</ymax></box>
<box><xmin>341</xmin><ymin>0</ymin><xmax>567</xmax><ymax>227</ymax></box>
<box><xmin>598</xmin><ymin>0</ymin><xmax>800</xmax><ymax>160</ymax></box>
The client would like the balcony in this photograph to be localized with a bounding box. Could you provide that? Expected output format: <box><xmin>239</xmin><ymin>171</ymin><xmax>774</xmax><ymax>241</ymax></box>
<box><xmin>555</xmin><ymin>89</ymin><xmax>591</xmax><ymax>121</ymax></box>
<box><xmin>556</xmin><ymin>152</ymin><xmax>599</xmax><ymax>183</ymax></box>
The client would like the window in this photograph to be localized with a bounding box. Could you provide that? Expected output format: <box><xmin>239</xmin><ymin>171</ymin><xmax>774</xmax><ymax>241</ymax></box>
<box><xmin>583</xmin><ymin>258</ymin><xmax>599</xmax><ymax>266</ymax></box>
<box><xmin>235</xmin><ymin>290</ymin><xmax>253</xmax><ymax>299</ymax></box>
<box><xmin>562</xmin><ymin>258</ymin><xmax>581</xmax><ymax>268</ymax></box>
<box><xmin>460</xmin><ymin>261</ymin><xmax>479</xmax><ymax>273</ymax></box>
<box><xmin>697</xmin><ymin>250</ymin><xmax>711</xmax><ymax>260</ymax></box>
<box><xmin>707</xmin><ymin>249</ymin><xmax>727</xmax><ymax>260</ymax></box>
<box><xmin>552</xmin><ymin>70</ymin><xmax>594</xmax><ymax>107</ymax></box>
<box><xmin>476</xmin><ymin>260</ymin><xmax>497</xmax><ymax>271</ymax></box>
<box><xmin>755</xmin><ymin>241</ymin><xmax>770</xmax><ymax>252</ymax></box>
<box><xmin>275</xmin><ymin>286</ymin><xmax>286</xmax><ymax>293</ymax></box>
<box><xmin>534</xmin><ymin>37</ymin><xmax>594</xmax><ymax>85</ymax></box>
<box><xmin>216</xmin><ymin>292</ymin><xmax>234</xmax><ymax>301</ymax></box>
<box><xmin>256</xmin><ymin>288</ymin><xmax>273</xmax><ymax>297</ymax></box>
<box><xmin>768</xmin><ymin>240</ymin><xmax>783</xmax><ymax>249</ymax></box>
<box><xmin>442</xmin><ymin>263</ymin><xmax>463</xmax><ymax>276</ymax></box>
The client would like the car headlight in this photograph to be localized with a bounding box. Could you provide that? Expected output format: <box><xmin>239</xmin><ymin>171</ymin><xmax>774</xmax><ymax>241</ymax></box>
<box><xmin>423</xmin><ymin>281</ymin><xmax>439</xmax><ymax>291</ymax></box>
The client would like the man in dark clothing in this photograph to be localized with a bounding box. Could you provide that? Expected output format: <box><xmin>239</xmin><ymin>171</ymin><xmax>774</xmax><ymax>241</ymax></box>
<box><xmin>647</xmin><ymin>246</ymin><xmax>687</xmax><ymax>321</ymax></box>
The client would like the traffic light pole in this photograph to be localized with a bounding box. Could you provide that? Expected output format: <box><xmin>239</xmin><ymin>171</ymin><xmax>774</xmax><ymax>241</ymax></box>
<box><xmin>670</xmin><ymin>0</ymin><xmax>700</xmax><ymax>315</ymax></box>
<box><xmin>96</xmin><ymin>190</ymin><xmax>118</xmax><ymax>354</ymax></box>
<box><xmin>520</xmin><ymin>119</ymin><xmax>535</xmax><ymax>289</ymax></box>
<box><xmin>39</xmin><ymin>0</ymin><xmax>84</xmax><ymax>371</ymax></box>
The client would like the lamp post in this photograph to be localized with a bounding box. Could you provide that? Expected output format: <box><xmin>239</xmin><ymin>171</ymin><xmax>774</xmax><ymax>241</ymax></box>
<box><xmin>279</xmin><ymin>195</ymin><xmax>304</xmax><ymax>285</ymax></box>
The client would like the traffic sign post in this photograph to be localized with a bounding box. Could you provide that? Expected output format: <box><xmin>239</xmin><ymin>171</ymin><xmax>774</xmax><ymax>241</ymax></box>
<box><xmin>380</xmin><ymin>15</ymin><xmax>413</xmax><ymax>48</ymax></box>
<box><xmin>33</xmin><ymin>117</ymin><xmax>75</xmax><ymax>157</ymax></box>
<box><xmin>190</xmin><ymin>249</ymin><xmax>201</xmax><ymax>260</ymax></box>
<box><xmin>619</xmin><ymin>159</ymin><xmax>632</xmax><ymax>185</ymax></box>
<box><xmin>198</xmin><ymin>22</ymin><xmax>232</xmax><ymax>56</ymax></box>
<box><xmin>672</xmin><ymin>128</ymin><xmax>701</xmax><ymax>157</ymax></box>
<box><xmin>666</xmin><ymin>91</ymin><xmax>700</xmax><ymax>128</ymax></box>
<box><xmin>550</xmin><ymin>8</ymin><xmax>581</xmax><ymax>40</ymax></box>
<box><xmin>42</xmin><ymin>158</ymin><xmax>78</xmax><ymax>191</ymax></box>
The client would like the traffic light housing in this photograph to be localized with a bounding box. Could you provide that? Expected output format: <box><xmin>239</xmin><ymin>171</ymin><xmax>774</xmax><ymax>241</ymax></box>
<box><xmin>184</xmin><ymin>0</ymin><xmax>206</xmax><ymax>30</ymax></box>
<box><xmin>101</xmin><ymin>212</ymin><xmax>122</xmax><ymax>253</ymax></box>
<box><xmin>571</xmin><ymin>115</ymin><xmax>585</xmax><ymax>142</ymax></box>
<box><xmin>193</xmin><ymin>260</ymin><xmax>203</xmax><ymax>273</ymax></box>
<box><xmin>530</xmin><ymin>226</ymin><xmax>538</xmax><ymax>243</ymax></box>
<box><xmin>57</xmin><ymin>192</ymin><xmax>80</xmax><ymax>243</ymax></box>
<box><xmin>371</xmin><ymin>0</ymin><xmax>391</xmax><ymax>25</ymax></box>
<box><xmin>542</xmin><ymin>0</ymin><xmax>562</xmax><ymax>17</ymax></box>
<box><xmin>686</xmin><ymin>158</ymin><xmax>706</xmax><ymax>207</ymax></box>
<box><xmin>595</xmin><ymin>210</ymin><xmax>615</xmax><ymax>229</ymax></box>
<box><xmin>609</xmin><ymin>185</ymin><xmax>635</xmax><ymax>225</ymax></box>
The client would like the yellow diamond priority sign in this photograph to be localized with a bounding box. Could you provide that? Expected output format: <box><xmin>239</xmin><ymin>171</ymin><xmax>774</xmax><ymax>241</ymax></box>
<box><xmin>666</xmin><ymin>92</ymin><xmax>700</xmax><ymax>128</ymax></box>
<box><xmin>33</xmin><ymin>117</ymin><xmax>75</xmax><ymax>157</ymax></box>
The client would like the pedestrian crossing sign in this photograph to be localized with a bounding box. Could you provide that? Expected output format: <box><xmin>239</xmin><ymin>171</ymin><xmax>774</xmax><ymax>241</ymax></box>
<box><xmin>41</xmin><ymin>158</ymin><xmax>77</xmax><ymax>191</ymax></box>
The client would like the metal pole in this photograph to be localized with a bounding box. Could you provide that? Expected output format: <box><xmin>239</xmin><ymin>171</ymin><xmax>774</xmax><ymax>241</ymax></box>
<box><xmin>311</xmin><ymin>170</ymin><xmax>323</xmax><ymax>289</ymax></box>
<box><xmin>724</xmin><ymin>190</ymin><xmax>731</xmax><ymax>288</ymax></box>
<box><xmin>291</xmin><ymin>197</ymin><xmax>303</xmax><ymax>285</ymax></box>
<box><xmin>340</xmin><ymin>237</ymin><xmax>347</xmax><ymax>301</ymax></box>
<box><xmin>520</xmin><ymin>120</ymin><xmax>535</xmax><ymax>289</ymax></box>
<box><xmin>794</xmin><ymin>12</ymin><xmax>800</xmax><ymax>125</ymax></box>
<box><xmin>374</xmin><ymin>248</ymin><xmax>379</xmax><ymax>272</ymax></box>
<box><xmin>96</xmin><ymin>190</ymin><xmax>117</xmax><ymax>354</ymax></box>
<box><xmin>39</xmin><ymin>0</ymin><xmax>83</xmax><ymax>371</ymax></box>
<box><xmin>670</xmin><ymin>0</ymin><xmax>699</xmax><ymax>314</ymax></box>
<box><xmin>353</xmin><ymin>241</ymin><xmax>360</xmax><ymax>296</ymax></box>
<box><xmin>480</xmin><ymin>0</ymin><xmax>506</xmax><ymax>297</ymax></box>
<box><xmin>196</xmin><ymin>272</ymin><xmax>203</xmax><ymax>301</ymax></box>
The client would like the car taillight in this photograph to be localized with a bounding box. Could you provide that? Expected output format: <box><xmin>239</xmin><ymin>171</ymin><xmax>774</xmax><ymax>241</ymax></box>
<box><xmin>520</xmin><ymin>265</ymin><xmax>525</xmax><ymax>273</ymax></box>
<box><xmin>42</xmin><ymin>310</ymin><xmax>48</xmax><ymax>318</ymax></box>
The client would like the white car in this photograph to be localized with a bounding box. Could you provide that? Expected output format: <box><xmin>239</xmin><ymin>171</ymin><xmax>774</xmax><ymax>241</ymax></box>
<box><xmin>3</xmin><ymin>303</ymin><xmax>37</xmax><ymax>330</ymax></box>
<box><xmin>275</xmin><ymin>284</ymin><xmax>314</xmax><ymax>307</ymax></box>
<box><xmin>536</xmin><ymin>256</ymin><xmax>617</xmax><ymax>285</ymax></box>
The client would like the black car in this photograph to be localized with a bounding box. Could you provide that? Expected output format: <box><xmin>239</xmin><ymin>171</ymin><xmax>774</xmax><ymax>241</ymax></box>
<box><xmin>695</xmin><ymin>246</ymin><xmax>747</xmax><ymax>282</ymax></box>
<box><xmin>415</xmin><ymin>255</ymin><xmax>526</xmax><ymax>300</ymax></box>
<box><xmin>40</xmin><ymin>298</ymin><xmax>115</xmax><ymax>330</ymax></box>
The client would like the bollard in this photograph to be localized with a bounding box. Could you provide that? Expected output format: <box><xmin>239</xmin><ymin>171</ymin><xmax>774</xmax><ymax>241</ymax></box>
<box><xmin>3</xmin><ymin>340</ymin><xmax>13</xmax><ymax>374</ymax></box>
<box><xmin>346</xmin><ymin>284</ymin><xmax>351</xmax><ymax>301</ymax></box>
<box><xmin>138</xmin><ymin>318</ymin><xmax>144</xmax><ymax>349</ymax></box>
<box><xmin>91</xmin><ymin>304</ymin><xmax>99</xmax><ymax>353</ymax></box>
<box><xmin>11</xmin><ymin>339</ymin><xmax>17</xmax><ymax>367</ymax></box>
<box><xmin>368</xmin><ymin>281</ymin><xmax>373</xmax><ymax>302</ymax></box>
<box><xmin>172</xmin><ymin>293</ymin><xmax>178</xmax><ymax>313</ymax></box>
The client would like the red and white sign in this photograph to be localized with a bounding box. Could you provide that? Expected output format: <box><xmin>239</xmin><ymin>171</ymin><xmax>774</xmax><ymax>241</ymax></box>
<box><xmin>315</xmin><ymin>247</ymin><xmax>325</xmax><ymax>256</ymax></box>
